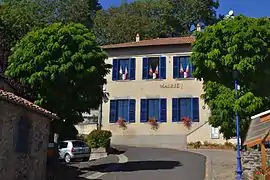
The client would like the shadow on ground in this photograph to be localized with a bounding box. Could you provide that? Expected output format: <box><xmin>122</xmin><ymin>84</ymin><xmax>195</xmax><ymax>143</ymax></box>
<box><xmin>47</xmin><ymin>160</ymin><xmax>86</xmax><ymax>180</ymax></box>
<box><xmin>108</xmin><ymin>147</ymin><xmax>126</xmax><ymax>155</ymax></box>
<box><xmin>81</xmin><ymin>160</ymin><xmax>182</xmax><ymax>173</ymax></box>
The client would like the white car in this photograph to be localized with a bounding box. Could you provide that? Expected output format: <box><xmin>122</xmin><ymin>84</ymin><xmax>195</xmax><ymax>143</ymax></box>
<box><xmin>58</xmin><ymin>140</ymin><xmax>90</xmax><ymax>163</ymax></box>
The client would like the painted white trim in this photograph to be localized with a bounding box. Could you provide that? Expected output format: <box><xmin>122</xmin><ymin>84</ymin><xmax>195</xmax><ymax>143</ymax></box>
<box><xmin>171</xmin><ymin>53</ymin><xmax>192</xmax><ymax>56</ymax></box>
<box><xmin>111</xmin><ymin>97</ymin><xmax>132</xmax><ymax>100</ymax></box>
<box><xmin>109</xmin><ymin>52</ymin><xmax>192</xmax><ymax>59</ymax></box>
<box><xmin>144</xmin><ymin>95</ymin><xmax>162</xmax><ymax>98</ymax></box>
<box><xmin>175</xmin><ymin>94</ymin><xmax>194</xmax><ymax>98</ymax></box>
<box><xmin>251</xmin><ymin>109</ymin><xmax>270</xmax><ymax>120</ymax></box>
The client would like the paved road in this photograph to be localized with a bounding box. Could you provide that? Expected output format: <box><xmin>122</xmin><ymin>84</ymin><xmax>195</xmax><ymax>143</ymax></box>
<box><xmin>78</xmin><ymin>146</ymin><xmax>206</xmax><ymax>180</ymax></box>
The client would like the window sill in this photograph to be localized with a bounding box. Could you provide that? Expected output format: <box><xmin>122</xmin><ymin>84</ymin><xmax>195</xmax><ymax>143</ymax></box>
<box><xmin>172</xmin><ymin>121</ymin><xmax>200</xmax><ymax>123</ymax></box>
<box><xmin>174</xmin><ymin>78</ymin><xmax>195</xmax><ymax>81</ymax></box>
<box><xmin>113</xmin><ymin>79</ymin><xmax>134</xmax><ymax>82</ymax></box>
<box><xmin>140</xmin><ymin>122</ymin><xmax>167</xmax><ymax>124</ymax></box>
<box><xmin>110</xmin><ymin>122</ymin><xmax>135</xmax><ymax>124</ymax></box>
<box><xmin>143</xmin><ymin>79</ymin><xmax>165</xmax><ymax>81</ymax></box>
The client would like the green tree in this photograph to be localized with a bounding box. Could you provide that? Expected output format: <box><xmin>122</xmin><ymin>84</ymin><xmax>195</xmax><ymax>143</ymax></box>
<box><xmin>0</xmin><ymin>0</ymin><xmax>101</xmax><ymax>73</ymax></box>
<box><xmin>191</xmin><ymin>16</ymin><xmax>270</xmax><ymax>141</ymax></box>
<box><xmin>93</xmin><ymin>0</ymin><xmax>219</xmax><ymax>45</ymax></box>
<box><xmin>5</xmin><ymin>23</ymin><xmax>111</xmax><ymax>125</ymax></box>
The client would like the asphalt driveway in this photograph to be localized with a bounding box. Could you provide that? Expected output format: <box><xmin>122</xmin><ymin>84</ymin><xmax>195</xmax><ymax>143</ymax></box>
<box><xmin>80</xmin><ymin>146</ymin><xmax>206</xmax><ymax>180</ymax></box>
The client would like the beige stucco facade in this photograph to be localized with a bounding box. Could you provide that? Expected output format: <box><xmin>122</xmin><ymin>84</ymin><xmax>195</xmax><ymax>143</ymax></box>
<box><xmin>76</xmin><ymin>43</ymin><xmax>236</xmax><ymax>148</ymax></box>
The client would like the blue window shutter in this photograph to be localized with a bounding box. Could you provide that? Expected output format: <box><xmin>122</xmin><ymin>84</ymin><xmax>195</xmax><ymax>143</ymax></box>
<box><xmin>192</xmin><ymin>98</ymin><xmax>200</xmax><ymax>122</ymax></box>
<box><xmin>179</xmin><ymin>98</ymin><xmax>184</xmax><ymax>120</ymax></box>
<box><xmin>128</xmin><ymin>99</ymin><xmax>136</xmax><ymax>123</ymax></box>
<box><xmin>187</xmin><ymin>57</ymin><xmax>193</xmax><ymax>78</ymax></box>
<box><xmin>129</xmin><ymin>58</ymin><xmax>136</xmax><ymax>80</ymax></box>
<box><xmin>140</xmin><ymin>99</ymin><xmax>148</xmax><ymax>122</ymax></box>
<box><xmin>109</xmin><ymin>100</ymin><xmax>117</xmax><ymax>123</ymax></box>
<box><xmin>173</xmin><ymin>57</ymin><xmax>179</xmax><ymax>79</ymax></box>
<box><xmin>172</xmin><ymin>98</ymin><xmax>179</xmax><ymax>122</ymax></box>
<box><xmin>142</xmin><ymin>57</ymin><xmax>148</xmax><ymax>79</ymax></box>
<box><xmin>112</xmin><ymin>59</ymin><xmax>118</xmax><ymax>80</ymax></box>
<box><xmin>159</xmin><ymin>56</ymin><xmax>166</xmax><ymax>79</ymax></box>
<box><xmin>179</xmin><ymin>57</ymin><xmax>185</xmax><ymax>78</ymax></box>
<box><xmin>159</xmin><ymin>99</ymin><xmax>167</xmax><ymax>122</ymax></box>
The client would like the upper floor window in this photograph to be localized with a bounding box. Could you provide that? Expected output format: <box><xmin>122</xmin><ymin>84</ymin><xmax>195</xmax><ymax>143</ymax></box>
<box><xmin>16</xmin><ymin>116</ymin><xmax>31</xmax><ymax>153</ymax></box>
<box><xmin>173</xmin><ymin>56</ymin><xmax>194</xmax><ymax>79</ymax></box>
<box><xmin>172</xmin><ymin>97</ymin><xmax>199</xmax><ymax>122</ymax></box>
<box><xmin>109</xmin><ymin>99</ymin><xmax>136</xmax><ymax>123</ymax></box>
<box><xmin>142</xmin><ymin>57</ymin><xmax>166</xmax><ymax>80</ymax></box>
<box><xmin>112</xmin><ymin>58</ymin><xmax>136</xmax><ymax>81</ymax></box>
<box><xmin>140</xmin><ymin>98</ymin><xmax>167</xmax><ymax>123</ymax></box>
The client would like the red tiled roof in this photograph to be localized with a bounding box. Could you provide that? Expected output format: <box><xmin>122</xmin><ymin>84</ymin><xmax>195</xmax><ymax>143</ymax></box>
<box><xmin>101</xmin><ymin>36</ymin><xmax>195</xmax><ymax>49</ymax></box>
<box><xmin>0</xmin><ymin>89</ymin><xmax>58</xmax><ymax>119</ymax></box>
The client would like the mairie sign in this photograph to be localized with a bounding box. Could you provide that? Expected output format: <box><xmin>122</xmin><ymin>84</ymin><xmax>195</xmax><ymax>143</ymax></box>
<box><xmin>160</xmin><ymin>83</ymin><xmax>183</xmax><ymax>89</ymax></box>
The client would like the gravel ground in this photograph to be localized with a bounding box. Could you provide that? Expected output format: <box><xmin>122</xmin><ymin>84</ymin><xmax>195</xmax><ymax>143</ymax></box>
<box><xmin>189</xmin><ymin>149</ymin><xmax>236</xmax><ymax>180</ymax></box>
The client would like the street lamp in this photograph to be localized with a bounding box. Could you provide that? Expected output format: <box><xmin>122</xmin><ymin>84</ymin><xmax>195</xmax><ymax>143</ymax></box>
<box><xmin>233</xmin><ymin>70</ymin><xmax>243</xmax><ymax>179</ymax></box>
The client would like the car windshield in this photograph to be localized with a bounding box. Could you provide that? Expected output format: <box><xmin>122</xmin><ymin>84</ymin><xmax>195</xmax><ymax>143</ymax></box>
<box><xmin>72</xmin><ymin>141</ymin><xmax>88</xmax><ymax>147</ymax></box>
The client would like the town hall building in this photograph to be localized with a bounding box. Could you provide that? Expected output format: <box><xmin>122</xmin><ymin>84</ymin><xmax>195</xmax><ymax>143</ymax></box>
<box><xmin>76</xmin><ymin>35</ymin><xmax>236</xmax><ymax>149</ymax></box>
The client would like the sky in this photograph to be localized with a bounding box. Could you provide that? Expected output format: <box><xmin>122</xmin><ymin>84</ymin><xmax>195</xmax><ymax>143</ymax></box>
<box><xmin>100</xmin><ymin>0</ymin><xmax>270</xmax><ymax>18</ymax></box>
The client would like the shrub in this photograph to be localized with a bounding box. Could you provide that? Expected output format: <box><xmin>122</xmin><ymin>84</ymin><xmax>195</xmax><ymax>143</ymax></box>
<box><xmin>203</xmin><ymin>141</ymin><xmax>210</xmax><ymax>146</ymax></box>
<box><xmin>224</xmin><ymin>141</ymin><xmax>234</xmax><ymax>148</ymax></box>
<box><xmin>193</xmin><ymin>141</ymin><xmax>202</xmax><ymax>149</ymax></box>
<box><xmin>87</xmin><ymin>130</ymin><xmax>112</xmax><ymax>148</ymax></box>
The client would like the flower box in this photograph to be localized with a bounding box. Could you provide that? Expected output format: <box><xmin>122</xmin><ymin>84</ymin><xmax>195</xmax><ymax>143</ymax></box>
<box><xmin>117</xmin><ymin>117</ymin><xmax>127</xmax><ymax>130</ymax></box>
<box><xmin>148</xmin><ymin>118</ymin><xmax>159</xmax><ymax>130</ymax></box>
<box><xmin>181</xmin><ymin>117</ymin><xmax>192</xmax><ymax>129</ymax></box>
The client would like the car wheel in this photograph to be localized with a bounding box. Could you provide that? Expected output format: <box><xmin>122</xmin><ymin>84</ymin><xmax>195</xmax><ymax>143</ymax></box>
<box><xmin>83</xmin><ymin>157</ymin><xmax>89</xmax><ymax>162</ymax></box>
<box><xmin>64</xmin><ymin>154</ymin><xmax>71</xmax><ymax>163</ymax></box>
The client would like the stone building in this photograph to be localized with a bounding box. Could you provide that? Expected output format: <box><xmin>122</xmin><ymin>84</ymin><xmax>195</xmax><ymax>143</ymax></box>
<box><xmin>0</xmin><ymin>76</ymin><xmax>58</xmax><ymax>180</ymax></box>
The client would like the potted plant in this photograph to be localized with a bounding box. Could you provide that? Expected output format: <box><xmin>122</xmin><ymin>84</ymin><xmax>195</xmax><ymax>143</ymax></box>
<box><xmin>148</xmin><ymin>117</ymin><xmax>159</xmax><ymax>130</ymax></box>
<box><xmin>117</xmin><ymin>117</ymin><xmax>127</xmax><ymax>130</ymax></box>
<box><xmin>181</xmin><ymin>117</ymin><xmax>192</xmax><ymax>129</ymax></box>
<box><xmin>87</xmin><ymin>129</ymin><xmax>112</xmax><ymax>160</ymax></box>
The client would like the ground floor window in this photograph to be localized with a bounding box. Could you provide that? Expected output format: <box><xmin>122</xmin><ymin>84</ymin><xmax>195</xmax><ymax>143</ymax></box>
<box><xmin>140</xmin><ymin>98</ymin><xmax>167</xmax><ymax>123</ymax></box>
<box><xmin>172</xmin><ymin>97</ymin><xmax>199</xmax><ymax>122</ymax></box>
<box><xmin>109</xmin><ymin>99</ymin><xmax>136</xmax><ymax>123</ymax></box>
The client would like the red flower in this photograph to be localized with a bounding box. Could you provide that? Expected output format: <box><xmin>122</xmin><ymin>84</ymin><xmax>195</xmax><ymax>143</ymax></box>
<box><xmin>181</xmin><ymin>117</ymin><xmax>192</xmax><ymax>128</ymax></box>
<box><xmin>116</xmin><ymin>117</ymin><xmax>127</xmax><ymax>129</ymax></box>
<box><xmin>148</xmin><ymin>118</ymin><xmax>159</xmax><ymax>130</ymax></box>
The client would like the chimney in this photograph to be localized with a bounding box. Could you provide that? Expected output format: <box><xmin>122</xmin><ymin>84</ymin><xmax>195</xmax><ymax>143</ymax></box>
<box><xmin>136</xmin><ymin>33</ymin><xmax>140</xmax><ymax>42</ymax></box>
<box><xmin>196</xmin><ymin>23</ymin><xmax>201</xmax><ymax>32</ymax></box>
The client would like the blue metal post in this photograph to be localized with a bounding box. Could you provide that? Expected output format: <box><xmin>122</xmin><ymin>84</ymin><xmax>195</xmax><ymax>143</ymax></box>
<box><xmin>235</xmin><ymin>80</ymin><xmax>243</xmax><ymax>179</ymax></box>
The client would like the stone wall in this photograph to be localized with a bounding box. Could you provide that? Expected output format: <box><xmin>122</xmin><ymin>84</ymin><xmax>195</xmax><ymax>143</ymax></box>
<box><xmin>242</xmin><ymin>149</ymin><xmax>270</xmax><ymax>178</ymax></box>
<box><xmin>0</xmin><ymin>100</ymin><xmax>50</xmax><ymax>180</ymax></box>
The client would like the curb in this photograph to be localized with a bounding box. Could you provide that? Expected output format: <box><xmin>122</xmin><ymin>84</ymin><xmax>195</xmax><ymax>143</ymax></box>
<box><xmin>187</xmin><ymin>149</ymin><xmax>210</xmax><ymax>180</ymax></box>
<box><xmin>84</xmin><ymin>153</ymin><xmax>129</xmax><ymax>179</ymax></box>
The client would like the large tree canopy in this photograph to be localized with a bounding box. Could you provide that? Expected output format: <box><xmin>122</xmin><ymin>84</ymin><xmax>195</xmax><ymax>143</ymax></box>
<box><xmin>0</xmin><ymin>0</ymin><xmax>101</xmax><ymax>73</ymax></box>
<box><xmin>94</xmin><ymin>0</ymin><xmax>219</xmax><ymax>45</ymax></box>
<box><xmin>191</xmin><ymin>16</ymin><xmax>270</xmax><ymax>141</ymax></box>
<box><xmin>5</xmin><ymin>23</ymin><xmax>111</xmax><ymax>123</ymax></box>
